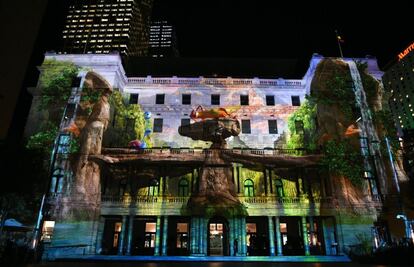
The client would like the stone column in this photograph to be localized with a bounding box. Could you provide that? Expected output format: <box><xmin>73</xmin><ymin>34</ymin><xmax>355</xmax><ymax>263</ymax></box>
<box><xmin>161</xmin><ymin>216</ymin><xmax>168</xmax><ymax>255</ymax></box>
<box><xmin>95</xmin><ymin>216</ymin><xmax>105</xmax><ymax>254</ymax></box>
<box><xmin>118</xmin><ymin>215</ymin><xmax>127</xmax><ymax>255</ymax></box>
<box><xmin>190</xmin><ymin>217</ymin><xmax>199</xmax><ymax>255</ymax></box>
<box><xmin>240</xmin><ymin>217</ymin><xmax>247</xmax><ymax>256</ymax></box>
<box><xmin>268</xmin><ymin>216</ymin><xmax>275</xmax><ymax>256</ymax></box>
<box><xmin>301</xmin><ymin>216</ymin><xmax>310</xmax><ymax>256</ymax></box>
<box><xmin>275</xmin><ymin>217</ymin><xmax>283</xmax><ymax>256</ymax></box>
<box><xmin>229</xmin><ymin>218</ymin><xmax>234</xmax><ymax>256</ymax></box>
<box><xmin>126</xmin><ymin>215</ymin><xmax>134</xmax><ymax>255</ymax></box>
<box><xmin>154</xmin><ymin>216</ymin><xmax>162</xmax><ymax>255</ymax></box>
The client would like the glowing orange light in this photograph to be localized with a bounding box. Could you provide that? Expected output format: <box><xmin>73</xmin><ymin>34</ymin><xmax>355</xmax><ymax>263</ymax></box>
<box><xmin>398</xmin><ymin>41</ymin><xmax>414</xmax><ymax>60</ymax></box>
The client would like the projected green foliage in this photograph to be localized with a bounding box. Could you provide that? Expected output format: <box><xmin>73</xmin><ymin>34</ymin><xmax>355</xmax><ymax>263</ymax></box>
<box><xmin>286</xmin><ymin>98</ymin><xmax>317</xmax><ymax>151</ymax></box>
<box><xmin>322</xmin><ymin>140</ymin><xmax>364</xmax><ymax>186</ymax></box>
<box><xmin>104</xmin><ymin>91</ymin><xmax>151</xmax><ymax>147</ymax></box>
<box><xmin>39</xmin><ymin>59</ymin><xmax>79</xmax><ymax>111</ymax></box>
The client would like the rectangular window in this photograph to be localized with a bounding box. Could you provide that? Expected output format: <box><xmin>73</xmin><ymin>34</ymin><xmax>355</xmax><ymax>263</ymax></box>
<box><xmin>240</xmin><ymin>95</ymin><xmax>249</xmax><ymax>105</ymax></box>
<box><xmin>71</xmin><ymin>77</ymin><xmax>82</xmax><ymax>87</ymax></box>
<box><xmin>266</xmin><ymin>95</ymin><xmax>275</xmax><ymax>106</ymax></box>
<box><xmin>268</xmin><ymin>120</ymin><xmax>278</xmax><ymax>134</ymax></box>
<box><xmin>211</xmin><ymin>94</ymin><xmax>220</xmax><ymax>105</ymax></box>
<box><xmin>181</xmin><ymin>118</ymin><xmax>190</xmax><ymax>126</ymax></box>
<box><xmin>129</xmin><ymin>93</ymin><xmax>138</xmax><ymax>104</ymax></box>
<box><xmin>57</xmin><ymin>134</ymin><xmax>70</xmax><ymax>154</ymax></box>
<box><xmin>241</xmin><ymin>120</ymin><xmax>251</xmax><ymax>134</ymax></box>
<box><xmin>156</xmin><ymin>94</ymin><xmax>165</xmax><ymax>104</ymax></box>
<box><xmin>291</xmin><ymin>96</ymin><xmax>301</xmax><ymax>106</ymax></box>
<box><xmin>153</xmin><ymin>118</ymin><xmax>163</xmax><ymax>133</ymax></box>
<box><xmin>182</xmin><ymin>94</ymin><xmax>191</xmax><ymax>105</ymax></box>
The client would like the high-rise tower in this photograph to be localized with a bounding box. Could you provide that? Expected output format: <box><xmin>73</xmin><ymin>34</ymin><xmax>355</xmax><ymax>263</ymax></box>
<box><xmin>149</xmin><ymin>20</ymin><xmax>179</xmax><ymax>58</ymax></box>
<box><xmin>60</xmin><ymin>0</ymin><xmax>153</xmax><ymax>57</ymax></box>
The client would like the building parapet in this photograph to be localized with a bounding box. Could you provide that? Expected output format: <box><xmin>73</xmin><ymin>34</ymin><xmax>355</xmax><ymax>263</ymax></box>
<box><xmin>127</xmin><ymin>76</ymin><xmax>305</xmax><ymax>88</ymax></box>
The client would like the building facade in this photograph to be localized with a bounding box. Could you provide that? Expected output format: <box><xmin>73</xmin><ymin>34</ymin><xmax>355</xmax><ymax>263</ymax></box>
<box><xmin>60</xmin><ymin>0</ymin><xmax>153</xmax><ymax>57</ymax></box>
<box><xmin>25</xmin><ymin>53</ymin><xmax>407</xmax><ymax>260</ymax></box>
<box><xmin>149</xmin><ymin>21</ymin><xmax>179</xmax><ymax>58</ymax></box>
<box><xmin>383</xmin><ymin>41</ymin><xmax>414</xmax><ymax>135</ymax></box>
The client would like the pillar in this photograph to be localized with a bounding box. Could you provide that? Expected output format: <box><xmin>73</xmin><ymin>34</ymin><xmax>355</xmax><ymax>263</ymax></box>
<box><xmin>154</xmin><ymin>216</ymin><xmax>162</xmax><ymax>255</ymax></box>
<box><xmin>229</xmin><ymin>218</ymin><xmax>234</xmax><ymax>256</ymax></box>
<box><xmin>275</xmin><ymin>217</ymin><xmax>283</xmax><ymax>256</ymax></box>
<box><xmin>190</xmin><ymin>217</ymin><xmax>199</xmax><ymax>255</ymax></box>
<box><xmin>95</xmin><ymin>216</ymin><xmax>105</xmax><ymax>254</ymax></box>
<box><xmin>268</xmin><ymin>216</ymin><xmax>276</xmax><ymax>256</ymax></box>
<box><xmin>161</xmin><ymin>216</ymin><xmax>168</xmax><ymax>255</ymax></box>
<box><xmin>118</xmin><ymin>215</ymin><xmax>127</xmax><ymax>255</ymax></box>
<box><xmin>301</xmin><ymin>216</ymin><xmax>310</xmax><ymax>256</ymax></box>
<box><xmin>240</xmin><ymin>217</ymin><xmax>247</xmax><ymax>256</ymax></box>
<box><xmin>199</xmin><ymin>217</ymin><xmax>205</xmax><ymax>255</ymax></box>
<box><xmin>126</xmin><ymin>215</ymin><xmax>134</xmax><ymax>255</ymax></box>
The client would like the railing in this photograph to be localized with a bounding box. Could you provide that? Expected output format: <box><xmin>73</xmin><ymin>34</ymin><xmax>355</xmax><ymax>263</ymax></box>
<box><xmin>101</xmin><ymin>195</ymin><xmax>189</xmax><ymax>204</ymax></box>
<box><xmin>239</xmin><ymin>196</ymin><xmax>334</xmax><ymax>205</ymax></box>
<box><xmin>126</xmin><ymin>76</ymin><xmax>305</xmax><ymax>88</ymax></box>
<box><xmin>102</xmin><ymin>147</ymin><xmax>320</xmax><ymax>156</ymax></box>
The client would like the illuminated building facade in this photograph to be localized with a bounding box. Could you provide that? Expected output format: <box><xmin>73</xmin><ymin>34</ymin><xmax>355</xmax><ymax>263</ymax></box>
<box><xmin>25</xmin><ymin>53</ymin><xmax>409</xmax><ymax>261</ymax></box>
<box><xmin>60</xmin><ymin>0</ymin><xmax>153</xmax><ymax>57</ymax></box>
<box><xmin>383</xmin><ymin>41</ymin><xmax>414</xmax><ymax>135</ymax></box>
<box><xmin>149</xmin><ymin>21</ymin><xmax>179</xmax><ymax>58</ymax></box>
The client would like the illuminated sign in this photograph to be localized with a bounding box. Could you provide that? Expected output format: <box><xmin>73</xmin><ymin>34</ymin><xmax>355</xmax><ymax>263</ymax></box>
<box><xmin>398</xmin><ymin>41</ymin><xmax>414</xmax><ymax>60</ymax></box>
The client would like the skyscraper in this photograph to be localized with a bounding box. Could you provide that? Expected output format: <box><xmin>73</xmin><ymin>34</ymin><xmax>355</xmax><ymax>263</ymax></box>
<box><xmin>60</xmin><ymin>0</ymin><xmax>153</xmax><ymax>57</ymax></box>
<box><xmin>149</xmin><ymin>20</ymin><xmax>179</xmax><ymax>58</ymax></box>
<box><xmin>383</xmin><ymin>41</ymin><xmax>414</xmax><ymax>135</ymax></box>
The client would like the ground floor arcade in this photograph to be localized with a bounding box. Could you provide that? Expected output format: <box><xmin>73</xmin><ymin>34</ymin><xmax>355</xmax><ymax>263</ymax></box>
<box><xmin>97</xmin><ymin>215</ymin><xmax>339</xmax><ymax>257</ymax></box>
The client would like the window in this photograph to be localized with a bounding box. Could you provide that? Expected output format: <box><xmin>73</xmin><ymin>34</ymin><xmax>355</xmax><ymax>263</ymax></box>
<box><xmin>153</xmin><ymin>118</ymin><xmax>163</xmax><ymax>133</ymax></box>
<box><xmin>64</xmin><ymin>103</ymin><xmax>76</xmax><ymax>120</ymax></box>
<box><xmin>156</xmin><ymin>94</ymin><xmax>165</xmax><ymax>104</ymax></box>
<box><xmin>291</xmin><ymin>96</ymin><xmax>301</xmax><ymax>106</ymax></box>
<box><xmin>50</xmin><ymin>169</ymin><xmax>64</xmax><ymax>193</ymax></box>
<box><xmin>144</xmin><ymin>222</ymin><xmax>156</xmax><ymax>248</ymax></box>
<box><xmin>176</xmin><ymin>223</ymin><xmax>189</xmax><ymax>248</ymax></box>
<box><xmin>241</xmin><ymin>120</ymin><xmax>251</xmax><ymax>134</ymax></box>
<box><xmin>71</xmin><ymin>76</ymin><xmax>82</xmax><ymax>87</ymax></box>
<box><xmin>57</xmin><ymin>134</ymin><xmax>70</xmax><ymax>154</ymax></box>
<box><xmin>182</xmin><ymin>94</ymin><xmax>191</xmax><ymax>105</ymax></box>
<box><xmin>129</xmin><ymin>93</ymin><xmax>138</xmax><ymax>104</ymax></box>
<box><xmin>364</xmin><ymin>171</ymin><xmax>379</xmax><ymax>196</ymax></box>
<box><xmin>181</xmin><ymin>118</ymin><xmax>190</xmax><ymax>126</ymax></box>
<box><xmin>266</xmin><ymin>95</ymin><xmax>275</xmax><ymax>106</ymax></box>
<box><xmin>178</xmin><ymin>178</ymin><xmax>189</xmax><ymax>197</ymax></box>
<box><xmin>274</xmin><ymin>179</ymin><xmax>284</xmax><ymax>197</ymax></box>
<box><xmin>244</xmin><ymin>179</ymin><xmax>254</xmax><ymax>197</ymax></box>
<box><xmin>240</xmin><ymin>95</ymin><xmax>249</xmax><ymax>105</ymax></box>
<box><xmin>268</xmin><ymin>120</ymin><xmax>278</xmax><ymax>134</ymax></box>
<box><xmin>148</xmin><ymin>184</ymin><xmax>159</xmax><ymax>196</ymax></box>
<box><xmin>211</xmin><ymin>94</ymin><xmax>220</xmax><ymax>105</ymax></box>
<box><xmin>41</xmin><ymin>221</ymin><xmax>55</xmax><ymax>243</ymax></box>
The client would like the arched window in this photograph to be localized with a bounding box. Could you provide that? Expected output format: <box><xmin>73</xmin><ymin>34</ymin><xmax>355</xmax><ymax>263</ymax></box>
<box><xmin>148</xmin><ymin>179</ymin><xmax>159</xmax><ymax>196</ymax></box>
<box><xmin>50</xmin><ymin>169</ymin><xmax>64</xmax><ymax>193</ymax></box>
<box><xmin>274</xmin><ymin>179</ymin><xmax>284</xmax><ymax>197</ymax></box>
<box><xmin>178</xmin><ymin>178</ymin><xmax>189</xmax><ymax>197</ymax></box>
<box><xmin>244</xmin><ymin>179</ymin><xmax>254</xmax><ymax>197</ymax></box>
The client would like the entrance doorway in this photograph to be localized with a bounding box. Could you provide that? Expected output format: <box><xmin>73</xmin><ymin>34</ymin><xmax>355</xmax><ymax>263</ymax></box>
<box><xmin>101</xmin><ymin>217</ymin><xmax>122</xmax><ymax>255</ymax></box>
<box><xmin>208</xmin><ymin>218</ymin><xmax>229</xmax><ymax>256</ymax></box>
